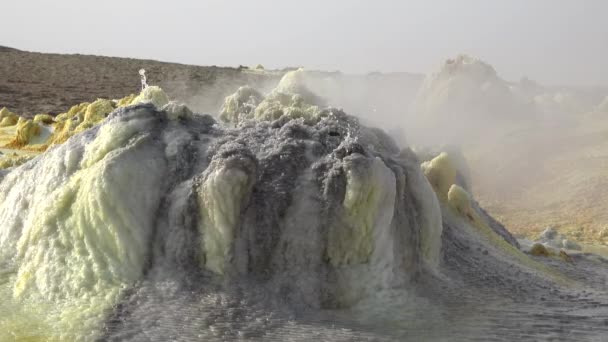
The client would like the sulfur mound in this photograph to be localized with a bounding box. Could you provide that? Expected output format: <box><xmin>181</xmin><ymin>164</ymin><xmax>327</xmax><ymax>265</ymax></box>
<box><xmin>0</xmin><ymin>107</ymin><xmax>13</xmax><ymax>117</ymax></box>
<box><xmin>2</xmin><ymin>73</ymin><xmax>601</xmax><ymax>341</ymax></box>
<box><xmin>83</xmin><ymin>98</ymin><xmax>114</xmax><ymax>123</ymax></box>
<box><xmin>327</xmin><ymin>156</ymin><xmax>397</xmax><ymax>266</ymax></box>
<box><xmin>253</xmin><ymin>90</ymin><xmax>322</xmax><ymax>123</ymax></box>
<box><xmin>220</xmin><ymin>69</ymin><xmax>324</xmax><ymax>125</ymax></box>
<box><xmin>130</xmin><ymin>85</ymin><xmax>170</xmax><ymax>109</ymax></box>
<box><xmin>162</xmin><ymin>101</ymin><xmax>194</xmax><ymax>121</ymax></box>
<box><xmin>33</xmin><ymin>114</ymin><xmax>54</xmax><ymax>125</ymax></box>
<box><xmin>0</xmin><ymin>107</ymin><xmax>19</xmax><ymax>127</ymax></box>
<box><xmin>415</xmin><ymin>55</ymin><xmax>518</xmax><ymax>118</ymax></box>
<box><xmin>0</xmin><ymin>80</ymin><xmax>444</xmax><ymax>339</ymax></box>
<box><xmin>0</xmin><ymin>115</ymin><xmax>18</xmax><ymax>127</ymax></box>
<box><xmin>421</xmin><ymin>152</ymin><xmax>456</xmax><ymax>201</ymax></box>
<box><xmin>197</xmin><ymin>144</ymin><xmax>257</xmax><ymax>275</ymax></box>
<box><xmin>447</xmin><ymin>184</ymin><xmax>473</xmax><ymax>219</ymax></box>
<box><xmin>411</xmin><ymin>55</ymin><xmax>531</xmax><ymax>145</ymax></box>
<box><xmin>0</xmin><ymin>105</ymin><xmax>169</xmax><ymax>341</ymax></box>
<box><xmin>219</xmin><ymin>86</ymin><xmax>263</xmax><ymax>123</ymax></box>
<box><xmin>6</xmin><ymin>119</ymin><xmax>41</xmax><ymax>148</ymax></box>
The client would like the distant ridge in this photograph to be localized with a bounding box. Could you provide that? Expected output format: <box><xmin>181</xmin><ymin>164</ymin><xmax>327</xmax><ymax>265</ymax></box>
<box><xmin>0</xmin><ymin>46</ymin><xmax>20</xmax><ymax>52</ymax></box>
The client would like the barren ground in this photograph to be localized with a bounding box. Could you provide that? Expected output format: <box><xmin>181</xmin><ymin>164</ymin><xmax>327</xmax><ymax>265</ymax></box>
<box><xmin>0</xmin><ymin>46</ymin><xmax>280</xmax><ymax>116</ymax></box>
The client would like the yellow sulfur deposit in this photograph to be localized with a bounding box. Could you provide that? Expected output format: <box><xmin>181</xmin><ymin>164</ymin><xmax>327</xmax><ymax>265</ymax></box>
<box><xmin>130</xmin><ymin>85</ymin><xmax>170</xmax><ymax>109</ymax></box>
<box><xmin>55</xmin><ymin>102</ymin><xmax>89</xmax><ymax>123</ymax></box>
<box><xmin>0</xmin><ymin>107</ymin><xmax>19</xmax><ymax>127</ymax></box>
<box><xmin>162</xmin><ymin>102</ymin><xmax>194</xmax><ymax>121</ymax></box>
<box><xmin>0</xmin><ymin>107</ymin><xmax>15</xmax><ymax>120</ymax></box>
<box><xmin>46</xmin><ymin>99</ymin><xmax>114</xmax><ymax>147</ymax></box>
<box><xmin>418</xmin><ymin>153</ymin><xmax>574</xmax><ymax>279</ymax></box>
<box><xmin>197</xmin><ymin>161</ymin><xmax>255</xmax><ymax>275</ymax></box>
<box><xmin>253</xmin><ymin>91</ymin><xmax>321</xmax><ymax>123</ymax></box>
<box><xmin>421</xmin><ymin>152</ymin><xmax>457</xmax><ymax>201</ymax></box>
<box><xmin>6</xmin><ymin>119</ymin><xmax>41</xmax><ymax>148</ymax></box>
<box><xmin>48</xmin><ymin>118</ymin><xmax>77</xmax><ymax>145</ymax></box>
<box><xmin>2</xmin><ymin>87</ymin><xmax>174</xmax><ymax>154</ymax></box>
<box><xmin>41</xmin><ymin>103</ymin><xmax>90</xmax><ymax>148</ymax></box>
<box><xmin>408</xmin><ymin>156</ymin><xmax>444</xmax><ymax>267</ymax></box>
<box><xmin>219</xmin><ymin>86</ymin><xmax>263</xmax><ymax>123</ymax></box>
<box><xmin>220</xmin><ymin>69</ymin><xmax>322</xmax><ymax>125</ymax></box>
<box><xmin>445</xmin><ymin>182</ymin><xmax>571</xmax><ymax>282</ymax></box>
<box><xmin>33</xmin><ymin>114</ymin><xmax>55</xmax><ymax>125</ymax></box>
<box><xmin>447</xmin><ymin>184</ymin><xmax>474</xmax><ymax>219</ymax></box>
<box><xmin>83</xmin><ymin>98</ymin><xmax>114</xmax><ymax>123</ymax></box>
<box><xmin>0</xmin><ymin>153</ymin><xmax>34</xmax><ymax>169</ymax></box>
<box><xmin>0</xmin><ymin>115</ymin><xmax>18</xmax><ymax>127</ymax></box>
<box><xmin>273</xmin><ymin>68</ymin><xmax>307</xmax><ymax>94</ymax></box>
<box><xmin>115</xmin><ymin>93</ymin><xmax>137</xmax><ymax>107</ymax></box>
<box><xmin>254</xmin><ymin>69</ymin><xmax>322</xmax><ymax>123</ymax></box>
<box><xmin>0</xmin><ymin>108</ymin><xmax>168</xmax><ymax>340</ymax></box>
<box><xmin>328</xmin><ymin>157</ymin><xmax>397</xmax><ymax>265</ymax></box>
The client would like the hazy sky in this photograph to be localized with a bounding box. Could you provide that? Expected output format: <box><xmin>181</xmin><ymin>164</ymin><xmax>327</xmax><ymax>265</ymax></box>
<box><xmin>2</xmin><ymin>0</ymin><xmax>607</xmax><ymax>86</ymax></box>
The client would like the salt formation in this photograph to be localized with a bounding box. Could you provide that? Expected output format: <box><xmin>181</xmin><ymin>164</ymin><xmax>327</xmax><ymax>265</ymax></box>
<box><xmin>0</xmin><ymin>73</ymin><xmax>448</xmax><ymax>340</ymax></box>
<box><xmin>510</xmin><ymin>77</ymin><xmax>593</xmax><ymax>116</ymax></box>
<box><xmin>414</xmin><ymin>55</ymin><xmax>521</xmax><ymax>119</ymax></box>
<box><xmin>411</xmin><ymin>55</ymin><xmax>532</xmax><ymax>145</ymax></box>
<box><xmin>533</xmin><ymin>92</ymin><xmax>588</xmax><ymax>116</ymax></box>
<box><xmin>535</xmin><ymin>227</ymin><xmax>582</xmax><ymax>251</ymax></box>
